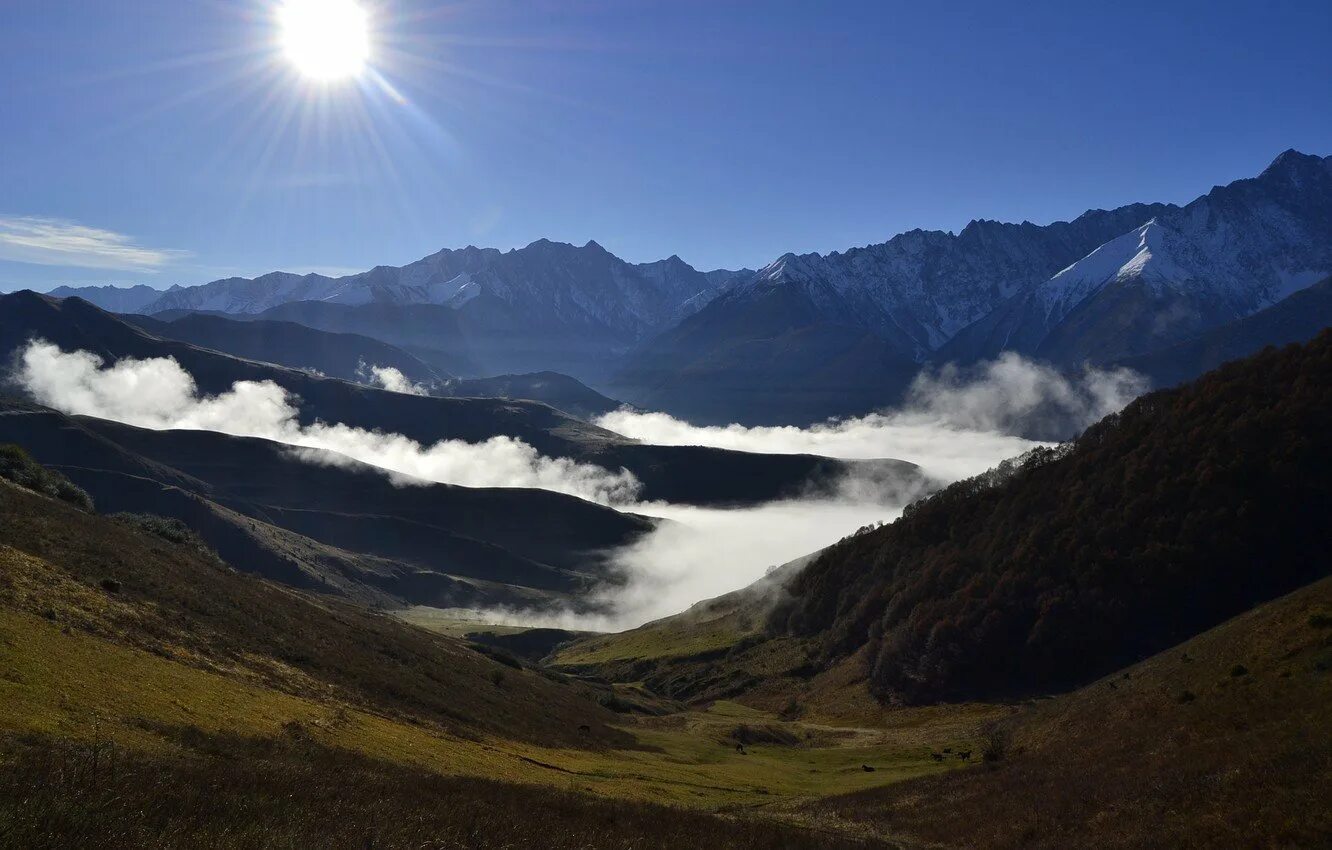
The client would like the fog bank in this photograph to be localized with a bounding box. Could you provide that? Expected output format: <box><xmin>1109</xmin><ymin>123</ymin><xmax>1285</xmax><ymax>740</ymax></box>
<box><xmin>15</xmin><ymin>342</ymin><xmax>1147</xmax><ymax>631</ymax></box>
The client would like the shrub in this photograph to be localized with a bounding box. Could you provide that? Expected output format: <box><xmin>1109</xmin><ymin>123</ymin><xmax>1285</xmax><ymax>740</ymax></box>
<box><xmin>777</xmin><ymin>697</ymin><xmax>804</xmax><ymax>721</ymax></box>
<box><xmin>109</xmin><ymin>514</ymin><xmax>219</xmax><ymax>560</ymax></box>
<box><xmin>0</xmin><ymin>443</ymin><xmax>94</xmax><ymax>511</ymax></box>
<box><xmin>982</xmin><ymin>727</ymin><xmax>1008</xmax><ymax>763</ymax></box>
<box><xmin>729</xmin><ymin>724</ymin><xmax>800</xmax><ymax>747</ymax></box>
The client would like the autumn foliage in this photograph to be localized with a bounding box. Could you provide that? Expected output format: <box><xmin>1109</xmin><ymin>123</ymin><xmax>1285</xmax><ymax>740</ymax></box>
<box><xmin>770</xmin><ymin>332</ymin><xmax>1332</xmax><ymax>703</ymax></box>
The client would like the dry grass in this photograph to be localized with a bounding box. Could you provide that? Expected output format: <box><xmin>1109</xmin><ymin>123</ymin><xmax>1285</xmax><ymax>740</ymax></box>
<box><xmin>803</xmin><ymin>578</ymin><xmax>1332</xmax><ymax>849</ymax></box>
<box><xmin>0</xmin><ymin>731</ymin><xmax>888</xmax><ymax>850</ymax></box>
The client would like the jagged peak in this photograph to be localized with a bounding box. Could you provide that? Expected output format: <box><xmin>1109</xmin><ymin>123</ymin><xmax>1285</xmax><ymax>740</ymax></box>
<box><xmin>1262</xmin><ymin>148</ymin><xmax>1325</xmax><ymax>176</ymax></box>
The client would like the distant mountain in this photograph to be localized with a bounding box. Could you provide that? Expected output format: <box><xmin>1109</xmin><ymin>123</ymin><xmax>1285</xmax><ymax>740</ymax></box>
<box><xmin>123</xmin><ymin>312</ymin><xmax>447</xmax><ymax>386</ymax></box>
<box><xmin>0</xmin><ymin>292</ymin><xmax>920</xmax><ymax>506</ymax></box>
<box><xmin>611</xmin><ymin>281</ymin><xmax>923</xmax><ymax>425</ymax></box>
<box><xmin>141</xmin><ymin>243</ymin><xmax>746</xmax><ymax>334</ymax></box>
<box><xmin>616</xmin><ymin>150</ymin><xmax>1329</xmax><ymax>423</ymax></box>
<box><xmin>614</xmin><ymin>204</ymin><xmax>1173</xmax><ymax>423</ymax></box>
<box><xmin>943</xmin><ymin>150</ymin><xmax>1332</xmax><ymax>365</ymax></box>
<box><xmin>48</xmin><ymin>152</ymin><xmax>1326</xmax><ymax>427</ymax></box>
<box><xmin>122</xmin><ymin>248</ymin><xmax>745</xmax><ymax>380</ymax></box>
<box><xmin>110</xmin><ymin>241</ymin><xmax>748</xmax><ymax>379</ymax></box>
<box><xmin>125</xmin><ymin>311</ymin><xmax>627</xmax><ymax>420</ymax></box>
<box><xmin>1118</xmin><ymin>275</ymin><xmax>1332</xmax><ymax>388</ymax></box>
<box><xmin>44</xmin><ymin>283</ymin><xmax>161</xmax><ymax>313</ymax></box>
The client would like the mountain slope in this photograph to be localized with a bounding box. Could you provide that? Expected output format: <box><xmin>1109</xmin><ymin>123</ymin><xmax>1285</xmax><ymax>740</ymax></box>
<box><xmin>45</xmin><ymin>283</ymin><xmax>162</xmax><ymax>313</ymax></box>
<box><xmin>1</xmin><ymin>292</ymin><xmax>919</xmax><ymax>506</ymax></box>
<box><xmin>441</xmin><ymin>371</ymin><xmax>626</xmax><ymax>421</ymax></box>
<box><xmin>116</xmin><ymin>241</ymin><xmax>747</xmax><ymax>380</ymax></box>
<box><xmin>123</xmin><ymin>312</ymin><xmax>447</xmax><ymax>385</ymax></box>
<box><xmin>141</xmin><ymin>241</ymin><xmax>737</xmax><ymax>339</ymax></box>
<box><xmin>0</xmin><ymin>471</ymin><xmax>633</xmax><ymax>749</ymax></box>
<box><xmin>1117</xmin><ymin>275</ymin><xmax>1332</xmax><ymax>388</ymax></box>
<box><xmin>611</xmin><ymin>279</ymin><xmax>923</xmax><ymax>424</ymax></box>
<box><xmin>807</xmin><ymin>575</ymin><xmax>1332</xmax><ymax>849</ymax></box>
<box><xmin>616</xmin><ymin>204</ymin><xmax>1174</xmax><ymax>423</ymax></box>
<box><xmin>944</xmin><ymin>150</ymin><xmax>1332</xmax><ymax>365</ymax></box>
<box><xmin>0</xmin><ymin>398</ymin><xmax>653</xmax><ymax>608</ymax></box>
<box><xmin>122</xmin><ymin>311</ymin><xmax>625</xmax><ymax>419</ymax></box>
<box><xmin>770</xmin><ymin>330</ymin><xmax>1332</xmax><ymax>703</ymax></box>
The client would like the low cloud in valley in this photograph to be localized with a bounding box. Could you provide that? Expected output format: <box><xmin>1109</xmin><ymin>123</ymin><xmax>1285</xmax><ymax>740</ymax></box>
<box><xmin>15</xmin><ymin>341</ymin><xmax>1147</xmax><ymax>629</ymax></box>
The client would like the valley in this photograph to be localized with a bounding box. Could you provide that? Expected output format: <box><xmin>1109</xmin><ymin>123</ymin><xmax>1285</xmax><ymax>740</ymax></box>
<box><xmin>3</xmin><ymin>145</ymin><xmax>1329</xmax><ymax>848</ymax></box>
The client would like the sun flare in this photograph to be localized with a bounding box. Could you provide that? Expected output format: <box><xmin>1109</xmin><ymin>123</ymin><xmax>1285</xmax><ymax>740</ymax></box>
<box><xmin>279</xmin><ymin>0</ymin><xmax>370</xmax><ymax>81</ymax></box>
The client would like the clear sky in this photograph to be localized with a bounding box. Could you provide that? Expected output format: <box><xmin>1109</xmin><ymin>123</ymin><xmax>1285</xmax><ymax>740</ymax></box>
<box><xmin>1</xmin><ymin>0</ymin><xmax>1329</xmax><ymax>293</ymax></box>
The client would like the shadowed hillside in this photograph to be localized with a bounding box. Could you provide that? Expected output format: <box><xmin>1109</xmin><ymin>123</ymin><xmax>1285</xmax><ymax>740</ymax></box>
<box><xmin>0</xmin><ymin>472</ymin><xmax>631</xmax><ymax>749</ymax></box>
<box><xmin>770</xmin><ymin>331</ymin><xmax>1332</xmax><ymax>703</ymax></box>
<box><xmin>124</xmin><ymin>311</ymin><xmax>447</xmax><ymax>385</ymax></box>
<box><xmin>0</xmin><ymin>398</ymin><xmax>651</xmax><ymax>609</ymax></box>
<box><xmin>1</xmin><ymin>291</ymin><xmax>921</xmax><ymax>506</ymax></box>
<box><xmin>1118</xmin><ymin>275</ymin><xmax>1332</xmax><ymax>389</ymax></box>
<box><xmin>804</xmin><ymin>576</ymin><xmax>1332</xmax><ymax>848</ymax></box>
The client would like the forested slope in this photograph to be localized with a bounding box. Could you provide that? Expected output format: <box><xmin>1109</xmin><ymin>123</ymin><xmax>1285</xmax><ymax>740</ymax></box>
<box><xmin>771</xmin><ymin>332</ymin><xmax>1332</xmax><ymax>703</ymax></box>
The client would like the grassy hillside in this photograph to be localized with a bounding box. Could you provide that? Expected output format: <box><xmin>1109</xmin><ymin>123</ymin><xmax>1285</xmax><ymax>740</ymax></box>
<box><xmin>803</xmin><ymin>576</ymin><xmax>1332</xmax><ymax>849</ymax></box>
<box><xmin>771</xmin><ymin>331</ymin><xmax>1332</xmax><ymax>703</ymax></box>
<box><xmin>0</xmin><ymin>398</ymin><xmax>652</xmax><ymax>609</ymax></box>
<box><xmin>441</xmin><ymin>371</ymin><xmax>625</xmax><ymax>421</ymax></box>
<box><xmin>0</xmin><ymin>468</ymin><xmax>984</xmax><ymax>846</ymax></box>
<box><xmin>0</xmin><ymin>477</ymin><xmax>629</xmax><ymax>749</ymax></box>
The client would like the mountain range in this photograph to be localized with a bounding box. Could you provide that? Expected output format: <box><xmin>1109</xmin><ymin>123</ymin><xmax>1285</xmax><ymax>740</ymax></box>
<box><xmin>39</xmin><ymin>150</ymin><xmax>1332</xmax><ymax>425</ymax></box>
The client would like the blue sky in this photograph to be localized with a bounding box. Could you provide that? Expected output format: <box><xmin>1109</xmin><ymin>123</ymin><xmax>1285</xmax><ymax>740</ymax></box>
<box><xmin>1</xmin><ymin>0</ymin><xmax>1329</xmax><ymax>293</ymax></box>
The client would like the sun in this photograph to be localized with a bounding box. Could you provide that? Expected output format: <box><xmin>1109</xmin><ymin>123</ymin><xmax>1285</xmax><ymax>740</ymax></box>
<box><xmin>279</xmin><ymin>0</ymin><xmax>371</xmax><ymax>81</ymax></box>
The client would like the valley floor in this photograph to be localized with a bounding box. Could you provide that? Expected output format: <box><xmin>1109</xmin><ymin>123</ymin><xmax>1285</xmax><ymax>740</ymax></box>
<box><xmin>0</xmin><ymin>599</ymin><xmax>988</xmax><ymax>812</ymax></box>
<box><xmin>2</xmin><ymin>466</ymin><xmax>1329</xmax><ymax>848</ymax></box>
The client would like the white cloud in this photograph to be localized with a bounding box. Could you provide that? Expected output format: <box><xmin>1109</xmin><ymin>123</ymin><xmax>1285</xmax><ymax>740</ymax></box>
<box><xmin>597</xmin><ymin>354</ymin><xmax>1146</xmax><ymax>481</ymax></box>
<box><xmin>15</xmin><ymin>341</ymin><xmax>639</xmax><ymax>504</ymax></box>
<box><xmin>356</xmin><ymin>362</ymin><xmax>429</xmax><ymax>396</ymax></box>
<box><xmin>477</xmin><ymin>498</ymin><xmax>908</xmax><ymax>631</ymax></box>
<box><xmin>0</xmin><ymin>216</ymin><xmax>189</xmax><ymax>272</ymax></box>
<box><xmin>903</xmin><ymin>353</ymin><xmax>1148</xmax><ymax>441</ymax></box>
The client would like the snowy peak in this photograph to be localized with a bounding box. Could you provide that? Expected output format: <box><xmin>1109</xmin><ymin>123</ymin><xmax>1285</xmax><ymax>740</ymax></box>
<box><xmin>1052</xmin><ymin>150</ymin><xmax>1331</xmax><ymax>312</ymax></box>
<box><xmin>943</xmin><ymin>150</ymin><xmax>1332</xmax><ymax>365</ymax></box>
<box><xmin>728</xmin><ymin>203</ymin><xmax>1178</xmax><ymax>353</ymax></box>
<box><xmin>130</xmin><ymin>239</ymin><xmax>743</xmax><ymax>341</ymax></box>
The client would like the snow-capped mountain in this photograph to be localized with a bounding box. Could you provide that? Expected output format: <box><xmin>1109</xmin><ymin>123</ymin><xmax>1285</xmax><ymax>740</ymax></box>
<box><xmin>43</xmin><ymin>149</ymin><xmax>1330</xmax><ymax>425</ymax></box>
<box><xmin>139</xmin><ymin>240</ymin><xmax>747</xmax><ymax>341</ymax></box>
<box><xmin>944</xmin><ymin>150</ymin><xmax>1332</xmax><ymax>364</ymax></box>
<box><xmin>722</xmin><ymin>202</ymin><xmax>1177</xmax><ymax>360</ymax></box>
<box><xmin>614</xmin><ymin>149</ymin><xmax>1330</xmax><ymax>423</ymax></box>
